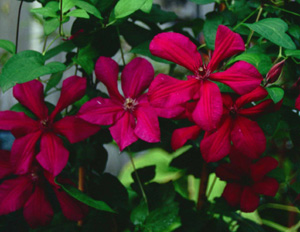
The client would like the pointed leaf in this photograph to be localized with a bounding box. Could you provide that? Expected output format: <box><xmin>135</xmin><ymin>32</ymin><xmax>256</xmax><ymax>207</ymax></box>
<box><xmin>0</xmin><ymin>40</ymin><xmax>15</xmax><ymax>54</ymax></box>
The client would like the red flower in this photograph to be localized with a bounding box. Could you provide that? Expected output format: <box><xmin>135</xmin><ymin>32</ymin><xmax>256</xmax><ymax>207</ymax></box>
<box><xmin>0</xmin><ymin>76</ymin><xmax>100</xmax><ymax>176</ymax></box>
<box><xmin>78</xmin><ymin>57</ymin><xmax>160</xmax><ymax>151</ymax></box>
<box><xmin>0</xmin><ymin>151</ymin><xmax>88</xmax><ymax>228</ymax></box>
<box><xmin>216</xmin><ymin>150</ymin><xmax>279</xmax><ymax>212</ymax></box>
<box><xmin>148</xmin><ymin>25</ymin><xmax>263</xmax><ymax>131</ymax></box>
<box><xmin>200</xmin><ymin>87</ymin><xmax>273</xmax><ymax>162</ymax></box>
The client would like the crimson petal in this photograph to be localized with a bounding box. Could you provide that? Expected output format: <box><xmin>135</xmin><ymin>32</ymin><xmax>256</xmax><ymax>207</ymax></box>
<box><xmin>250</xmin><ymin>156</ymin><xmax>278</xmax><ymax>182</ymax></box>
<box><xmin>23</xmin><ymin>186</ymin><xmax>54</xmax><ymax>228</ymax></box>
<box><xmin>53</xmin><ymin>116</ymin><xmax>100</xmax><ymax>143</ymax></box>
<box><xmin>78</xmin><ymin>97</ymin><xmax>124</xmax><ymax>125</ymax></box>
<box><xmin>192</xmin><ymin>80</ymin><xmax>223</xmax><ymax>131</ymax></box>
<box><xmin>240</xmin><ymin>186</ymin><xmax>260</xmax><ymax>212</ymax></box>
<box><xmin>200</xmin><ymin>116</ymin><xmax>231</xmax><ymax>162</ymax></box>
<box><xmin>95</xmin><ymin>56</ymin><xmax>123</xmax><ymax>101</ymax></box>
<box><xmin>36</xmin><ymin>133</ymin><xmax>69</xmax><ymax>176</ymax></box>
<box><xmin>296</xmin><ymin>94</ymin><xmax>300</xmax><ymax>110</ymax></box>
<box><xmin>150</xmin><ymin>32</ymin><xmax>202</xmax><ymax>72</ymax></box>
<box><xmin>171</xmin><ymin>125</ymin><xmax>201</xmax><ymax>150</ymax></box>
<box><xmin>109</xmin><ymin>112</ymin><xmax>138</xmax><ymax>151</ymax></box>
<box><xmin>231</xmin><ymin>116</ymin><xmax>266</xmax><ymax>159</ymax></box>
<box><xmin>252</xmin><ymin>177</ymin><xmax>279</xmax><ymax>197</ymax></box>
<box><xmin>216</xmin><ymin>163</ymin><xmax>243</xmax><ymax>182</ymax></box>
<box><xmin>0</xmin><ymin>176</ymin><xmax>33</xmax><ymax>215</ymax></box>
<box><xmin>222</xmin><ymin>183</ymin><xmax>243</xmax><ymax>207</ymax></box>
<box><xmin>50</xmin><ymin>76</ymin><xmax>86</xmax><ymax>119</ymax></box>
<box><xmin>148</xmin><ymin>74</ymin><xmax>199</xmax><ymax>108</ymax></box>
<box><xmin>11</xmin><ymin>131</ymin><xmax>42</xmax><ymax>175</ymax></box>
<box><xmin>238</xmin><ymin>100</ymin><xmax>273</xmax><ymax>117</ymax></box>
<box><xmin>210</xmin><ymin>61</ymin><xmax>262</xmax><ymax>95</ymax></box>
<box><xmin>235</xmin><ymin>86</ymin><xmax>268</xmax><ymax>108</ymax></box>
<box><xmin>0</xmin><ymin>150</ymin><xmax>13</xmax><ymax>178</ymax></box>
<box><xmin>122</xmin><ymin>58</ymin><xmax>154</xmax><ymax>99</ymax></box>
<box><xmin>208</xmin><ymin>25</ymin><xmax>245</xmax><ymax>72</ymax></box>
<box><xmin>13</xmin><ymin>80</ymin><xmax>48</xmax><ymax>119</ymax></box>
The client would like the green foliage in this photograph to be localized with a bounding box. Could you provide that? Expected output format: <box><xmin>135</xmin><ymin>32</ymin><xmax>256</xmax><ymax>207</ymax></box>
<box><xmin>267</xmin><ymin>86</ymin><xmax>285</xmax><ymax>104</ymax></box>
<box><xmin>0</xmin><ymin>40</ymin><xmax>16</xmax><ymax>54</ymax></box>
<box><xmin>203</xmin><ymin>12</ymin><xmax>223</xmax><ymax>49</ymax></box>
<box><xmin>114</xmin><ymin>0</ymin><xmax>150</xmax><ymax>19</ymax></box>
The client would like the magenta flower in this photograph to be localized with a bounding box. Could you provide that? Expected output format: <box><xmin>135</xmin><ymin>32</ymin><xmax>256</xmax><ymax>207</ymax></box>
<box><xmin>200</xmin><ymin>87</ymin><xmax>273</xmax><ymax>162</ymax></box>
<box><xmin>0</xmin><ymin>76</ymin><xmax>100</xmax><ymax>176</ymax></box>
<box><xmin>78</xmin><ymin>57</ymin><xmax>160</xmax><ymax>151</ymax></box>
<box><xmin>148</xmin><ymin>25</ymin><xmax>263</xmax><ymax>131</ymax></box>
<box><xmin>0</xmin><ymin>154</ymin><xmax>88</xmax><ymax>228</ymax></box>
<box><xmin>216</xmin><ymin>150</ymin><xmax>279</xmax><ymax>212</ymax></box>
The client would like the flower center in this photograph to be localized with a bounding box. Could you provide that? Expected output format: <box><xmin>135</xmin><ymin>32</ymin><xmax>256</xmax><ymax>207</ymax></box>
<box><xmin>123</xmin><ymin>98</ymin><xmax>138</xmax><ymax>112</ymax></box>
<box><xmin>195</xmin><ymin>65</ymin><xmax>210</xmax><ymax>80</ymax></box>
<box><xmin>40</xmin><ymin>118</ymin><xmax>52</xmax><ymax>131</ymax></box>
<box><xmin>229</xmin><ymin>106</ymin><xmax>238</xmax><ymax>119</ymax></box>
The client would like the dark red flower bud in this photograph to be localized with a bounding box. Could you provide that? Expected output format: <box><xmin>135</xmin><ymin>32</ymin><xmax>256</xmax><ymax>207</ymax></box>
<box><xmin>266</xmin><ymin>60</ymin><xmax>285</xmax><ymax>84</ymax></box>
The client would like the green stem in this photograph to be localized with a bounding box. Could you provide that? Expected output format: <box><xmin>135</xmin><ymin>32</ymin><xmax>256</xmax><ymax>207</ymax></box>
<box><xmin>245</xmin><ymin>6</ymin><xmax>263</xmax><ymax>48</ymax></box>
<box><xmin>128</xmin><ymin>153</ymin><xmax>149</xmax><ymax>215</ymax></box>
<box><xmin>197</xmin><ymin>43</ymin><xmax>206</xmax><ymax>50</ymax></box>
<box><xmin>265</xmin><ymin>4</ymin><xmax>300</xmax><ymax>17</ymax></box>
<box><xmin>15</xmin><ymin>0</ymin><xmax>24</xmax><ymax>53</ymax></box>
<box><xmin>59</xmin><ymin>0</ymin><xmax>64</xmax><ymax>36</ymax></box>
<box><xmin>261</xmin><ymin>219</ymin><xmax>288</xmax><ymax>232</ymax></box>
<box><xmin>42</xmin><ymin>34</ymin><xmax>60</xmax><ymax>55</ymax></box>
<box><xmin>42</xmin><ymin>36</ymin><xmax>49</xmax><ymax>54</ymax></box>
<box><xmin>259</xmin><ymin>203</ymin><xmax>300</xmax><ymax>213</ymax></box>
<box><xmin>273</xmin><ymin>47</ymin><xmax>283</xmax><ymax>64</ymax></box>
<box><xmin>206</xmin><ymin>175</ymin><xmax>217</xmax><ymax>200</ymax></box>
<box><xmin>233</xmin><ymin>6</ymin><xmax>259</xmax><ymax>31</ymax></box>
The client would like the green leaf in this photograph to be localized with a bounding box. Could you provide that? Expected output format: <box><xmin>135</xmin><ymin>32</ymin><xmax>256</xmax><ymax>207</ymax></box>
<box><xmin>244</xmin><ymin>18</ymin><xmax>296</xmax><ymax>50</ymax></box>
<box><xmin>30</xmin><ymin>1</ymin><xmax>59</xmax><ymax>17</ymax></box>
<box><xmin>66</xmin><ymin>9</ymin><xmax>89</xmax><ymax>18</ymax></box>
<box><xmin>288</xmin><ymin>24</ymin><xmax>300</xmax><ymax>39</ymax></box>
<box><xmin>291</xmin><ymin>182</ymin><xmax>300</xmax><ymax>194</ymax></box>
<box><xmin>140</xmin><ymin>0</ymin><xmax>153</xmax><ymax>13</ymax></box>
<box><xmin>267</xmin><ymin>87</ymin><xmax>284</xmax><ymax>104</ymax></box>
<box><xmin>44</xmin><ymin>18</ymin><xmax>60</xmax><ymax>35</ymax></box>
<box><xmin>62</xmin><ymin>0</ymin><xmax>76</xmax><ymax>13</ymax></box>
<box><xmin>203</xmin><ymin>12</ymin><xmax>223</xmax><ymax>49</ymax></box>
<box><xmin>73</xmin><ymin>0</ymin><xmax>102</xmax><ymax>19</ymax></box>
<box><xmin>130</xmin><ymin>41</ymin><xmax>172</xmax><ymax>64</ymax></box>
<box><xmin>130</xmin><ymin>201</ymin><xmax>148</xmax><ymax>225</ymax></box>
<box><xmin>45</xmin><ymin>71</ymin><xmax>63</xmax><ymax>93</ymax></box>
<box><xmin>0</xmin><ymin>40</ymin><xmax>15</xmax><ymax>54</ymax></box>
<box><xmin>0</xmin><ymin>50</ymin><xmax>66</xmax><ymax>92</ymax></box>
<box><xmin>189</xmin><ymin>0</ymin><xmax>216</xmax><ymax>4</ymax></box>
<box><xmin>10</xmin><ymin>103</ymin><xmax>36</xmax><ymax>119</ymax></box>
<box><xmin>114</xmin><ymin>0</ymin><xmax>148</xmax><ymax>19</ymax></box>
<box><xmin>227</xmin><ymin>52</ymin><xmax>272</xmax><ymax>75</ymax></box>
<box><xmin>72</xmin><ymin>44</ymin><xmax>98</xmax><ymax>74</ymax></box>
<box><xmin>57</xmin><ymin>182</ymin><xmax>116</xmax><ymax>213</ymax></box>
<box><xmin>285</xmin><ymin>49</ymin><xmax>300</xmax><ymax>59</ymax></box>
<box><xmin>44</xmin><ymin>40</ymin><xmax>76</xmax><ymax>60</ymax></box>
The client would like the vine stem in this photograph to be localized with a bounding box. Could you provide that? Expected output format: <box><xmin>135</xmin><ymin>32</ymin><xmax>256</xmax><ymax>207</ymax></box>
<box><xmin>206</xmin><ymin>174</ymin><xmax>217</xmax><ymax>200</ymax></box>
<box><xmin>15</xmin><ymin>0</ymin><xmax>24</xmax><ymax>53</ymax></box>
<box><xmin>245</xmin><ymin>6</ymin><xmax>263</xmax><ymax>48</ymax></box>
<box><xmin>196</xmin><ymin>162</ymin><xmax>209</xmax><ymax>210</ymax></box>
<box><xmin>59</xmin><ymin>0</ymin><xmax>64</xmax><ymax>36</ymax></box>
<box><xmin>233</xmin><ymin>6</ymin><xmax>259</xmax><ymax>31</ymax></box>
<box><xmin>42</xmin><ymin>34</ymin><xmax>60</xmax><ymax>55</ymax></box>
<box><xmin>128</xmin><ymin>153</ymin><xmax>149</xmax><ymax>214</ymax></box>
<box><xmin>77</xmin><ymin>167</ymin><xmax>85</xmax><ymax>226</ymax></box>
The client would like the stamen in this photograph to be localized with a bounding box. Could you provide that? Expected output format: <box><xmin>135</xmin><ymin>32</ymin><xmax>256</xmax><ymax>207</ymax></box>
<box><xmin>123</xmin><ymin>98</ymin><xmax>138</xmax><ymax>111</ymax></box>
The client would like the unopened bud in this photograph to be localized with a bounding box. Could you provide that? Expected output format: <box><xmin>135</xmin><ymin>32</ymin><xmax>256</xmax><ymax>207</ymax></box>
<box><xmin>266</xmin><ymin>60</ymin><xmax>285</xmax><ymax>84</ymax></box>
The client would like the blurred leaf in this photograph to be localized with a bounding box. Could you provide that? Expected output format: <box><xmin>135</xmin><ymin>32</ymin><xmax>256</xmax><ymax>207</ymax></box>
<box><xmin>130</xmin><ymin>41</ymin><xmax>172</xmax><ymax>64</ymax></box>
<box><xmin>0</xmin><ymin>40</ymin><xmax>15</xmax><ymax>54</ymax></box>
<box><xmin>288</xmin><ymin>24</ymin><xmax>300</xmax><ymax>39</ymax></box>
<box><xmin>66</xmin><ymin>9</ymin><xmax>90</xmax><ymax>18</ymax></box>
<box><xmin>73</xmin><ymin>0</ymin><xmax>103</xmax><ymax>19</ymax></box>
<box><xmin>44</xmin><ymin>18</ymin><xmax>60</xmax><ymax>35</ymax></box>
<box><xmin>267</xmin><ymin>168</ymin><xmax>286</xmax><ymax>183</ymax></box>
<box><xmin>44</xmin><ymin>40</ymin><xmax>76</xmax><ymax>60</ymax></box>
<box><xmin>114</xmin><ymin>0</ymin><xmax>148</xmax><ymax>19</ymax></box>
<box><xmin>267</xmin><ymin>87</ymin><xmax>284</xmax><ymax>104</ymax></box>
<box><xmin>237</xmin><ymin>218</ymin><xmax>265</xmax><ymax>232</ymax></box>
<box><xmin>285</xmin><ymin>49</ymin><xmax>300</xmax><ymax>59</ymax></box>
<box><xmin>73</xmin><ymin>44</ymin><xmax>98</xmax><ymax>74</ymax></box>
<box><xmin>0</xmin><ymin>50</ymin><xmax>66</xmax><ymax>92</ymax></box>
<box><xmin>57</xmin><ymin>182</ymin><xmax>116</xmax><ymax>213</ymax></box>
<box><xmin>45</xmin><ymin>71</ymin><xmax>63</xmax><ymax>93</ymax></box>
<box><xmin>30</xmin><ymin>1</ymin><xmax>59</xmax><ymax>17</ymax></box>
<box><xmin>140</xmin><ymin>0</ymin><xmax>153</xmax><ymax>13</ymax></box>
<box><xmin>203</xmin><ymin>12</ymin><xmax>223</xmax><ymax>49</ymax></box>
<box><xmin>189</xmin><ymin>0</ymin><xmax>216</xmax><ymax>4</ymax></box>
<box><xmin>130</xmin><ymin>200</ymin><xmax>148</xmax><ymax>225</ymax></box>
<box><xmin>10</xmin><ymin>103</ymin><xmax>36</xmax><ymax>119</ymax></box>
<box><xmin>131</xmin><ymin>165</ymin><xmax>156</xmax><ymax>184</ymax></box>
<box><xmin>291</xmin><ymin>182</ymin><xmax>300</xmax><ymax>194</ymax></box>
<box><xmin>244</xmin><ymin>18</ymin><xmax>296</xmax><ymax>50</ymax></box>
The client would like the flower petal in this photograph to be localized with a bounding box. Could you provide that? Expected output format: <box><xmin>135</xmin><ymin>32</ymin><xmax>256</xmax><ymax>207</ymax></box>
<box><xmin>200</xmin><ymin>116</ymin><xmax>231</xmax><ymax>162</ymax></box>
<box><xmin>109</xmin><ymin>112</ymin><xmax>138</xmax><ymax>151</ymax></box>
<box><xmin>296</xmin><ymin>94</ymin><xmax>300</xmax><ymax>110</ymax></box>
<box><xmin>0</xmin><ymin>111</ymin><xmax>39</xmax><ymax>138</ymax></box>
<box><xmin>36</xmin><ymin>133</ymin><xmax>69</xmax><ymax>176</ymax></box>
<box><xmin>208</xmin><ymin>25</ymin><xmax>245</xmax><ymax>72</ymax></box>
<box><xmin>231</xmin><ymin>116</ymin><xmax>266</xmax><ymax>159</ymax></box>
<box><xmin>23</xmin><ymin>185</ymin><xmax>54</xmax><ymax>228</ymax></box>
<box><xmin>134</xmin><ymin>105</ymin><xmax>160</xmax><ymax>143</ymax></box>
<box><xmin>50</xmin><ymin>76</ymin><xmax>86</xmax><ymax>119</ymax></box>
<box><xmin>235</xmin><ymin>86</ymin><xmax>268</xmax><ymax>108</ymax></box>
<box><xmin>216</xmin><ymin>163</ymin><xmax>244</xmax><ymax>182</ymax></box>
<box><xmin>0</xmin><ymin>150</ymin><xmax>13</xmax><ymax>178</ymax></box>
<box><xmin>148</xmin><ymin>74</ymin><xmax>199</xmax><ymax>108</ymax></box>
<box><xmin>95</xmin><ymin>56</ymin><xmax>123</xmax><ymax>101</ymax></box>
<box><xmin>122</xmin><ymin>58</ymin><xmax>154</xmax><ymax>98</ymax></box>
<box><xmin>53</xmin><ymin>116</ymin><xmax>100</xmax><ymax>143</ymax></box>
<box><xmin>238</xmin><ymin>100</ymin><xmax>273</xmax><ymax>117</ymax></box>
<box><xmin>171</xmin><ymin>125</ymin><xmax>201</xmax><ymax>150</ymax></box>
<box><xmin>250</xmin><ymin>156</ymin><xmax>278</xmax><ymax>182</ymax></box>
<box><xmin>154</xmin><ymin>105</ymin><xmax>186</xmax><ymax>119</ymax></box>
<box><xmin>78</xmin><ymin>97</ymin><xmax>124</xmax><ymax>125</ymax></box>
<box><xmin>13</xmin><ymin>80</ymin><xmax>48</xmax><ymax>119</ymax></box>
<box><xmin>11</xmin><ymin>131</ymin><xmax>42</xmax><ymax>175</ymax></box>
<box><xmin>210</xmin><ymin>61</ymin><xmax>262</xmax><ymax>95</ymax></box>
<box><xmin>222</xmin><ymin>183</ymin><xmax>243</xmax><ymax>207</ymax></box>
<box><xmin>240</xmin><ymin>186</ymin><xmax>260</xmax><ymax>212</ymax></box>
<box><xmin>0</xmin><ymin>176</ymin><xmax>33</xmax><ymax>215</ymax></box>
<box><xmin>192</xmin><ymin>80</ymin><xmax>223</xmax><ymax>131</ymax></box>
<box><xmin>252</xmin><ymin>177</ymin><xmax>279</xmax><ymax>197</ymax></box>
<box><xmin>150</xmin><ymin>32</ymin><xmax>202</xmax><ymax>72</ymax></box>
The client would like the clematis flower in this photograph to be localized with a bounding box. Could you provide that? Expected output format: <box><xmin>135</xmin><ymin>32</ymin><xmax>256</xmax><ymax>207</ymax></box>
<box><xmin>216</xmin><ymin>150</ymin><xmax>279</xmax><ymax>212</ymax></box>
<box><xmin>0</xmin><ymin>76</ymin><xmax>100</xmax><ymax>176</ymax></box>
<box><xmin>78</xmin><ymin>57</ymin><xmax>160</xmax><ymax>151</ymax></box>
<box><xmin>148</xmin><ymin>25</ymin><xmax>263</xmax><ymax>131</ymax></box>
<box><xmin>200</xmin><ymin>86</ymin><xmax>273</xmax><ymax>162</ymax></box>
<box><xmin>0</xmin><ymin>156</ymin><xmax>88</xmax><ymax>228</ymax></box>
